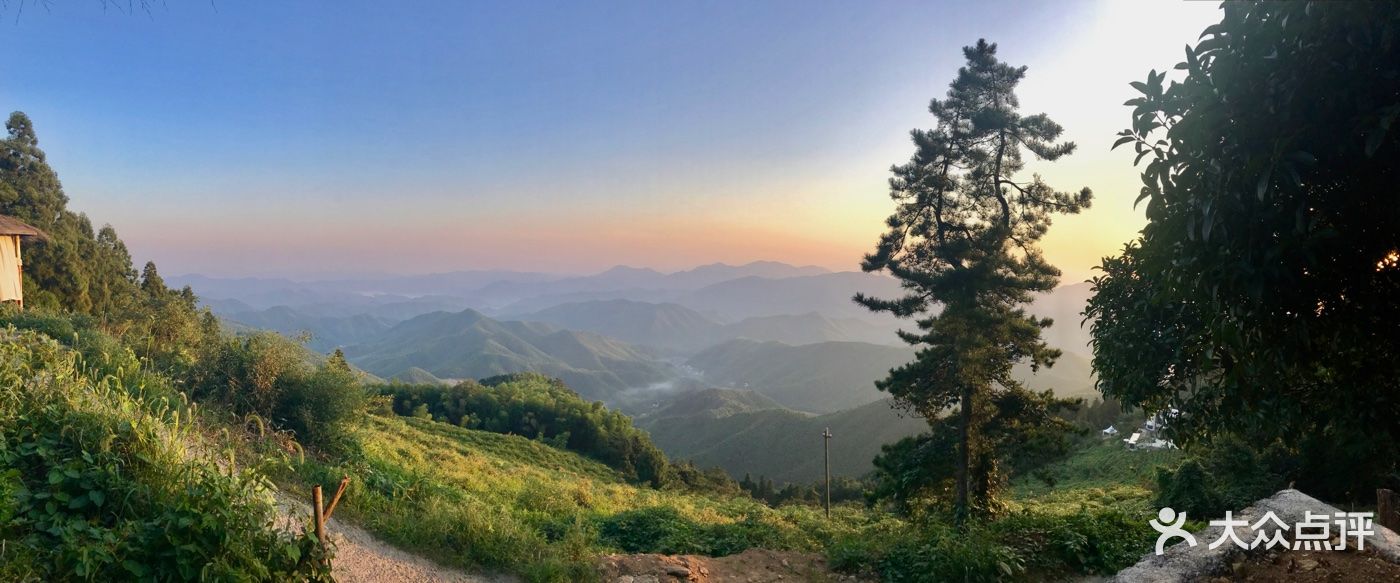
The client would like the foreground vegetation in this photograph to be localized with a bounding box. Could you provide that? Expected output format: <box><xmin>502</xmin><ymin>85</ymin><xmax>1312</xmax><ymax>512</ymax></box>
<box><xmin>0</xmin><ymin>307</ymin><xmax>1167</xmax><ymax>582</ymax></box>
<box><xmin>291</xmin><ymin>405</ymin><xmax>1164</xmax><ymax>582</ymax></box>
<box><xmin>0</xmin><ymin>324</ymin><xmax>329</xmax><ymax>581</ymax></box>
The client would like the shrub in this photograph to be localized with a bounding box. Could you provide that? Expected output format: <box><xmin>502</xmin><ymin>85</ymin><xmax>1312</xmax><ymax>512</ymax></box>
<box><xmin>597</xmin><ymin>506</ymin><xmax>707</xmax><ymax>555</ymax></box>
<box><xmin>872</xmin><ymin>524</ymin><xmax>1023</xmax><ymax>583</ymax></box>
<box><xmin>992</xmin><ymin>510</ymin><xmax>1155</xmax><ymax>576</ymax></box>
<box><xmin>280</xmin><ymin>362</ymin><xmax>369</xmax><ymax>454</ymax></box>
<box><xmin>189</xmin><ymin>331</ymin><xmax>366</xmax><ymax>453</ymax></box>
<box><xmin>595</xmin><ymin>506</ymin><xmax>792</xmax><ymax>557</ymax></box>
<box><xmin>1155</xmin><ymin>436</ymin><xmax>1288</xmax><ymax>518</ymax></box>
<box><xmin>828</xmin><ymin>507</ymin><xmax>1153</xmax><ymax>581</ymax></box>
<box><xmin>0</xmin><ymin>327</ymin><xmax>330</xmax><ymax>581</ymax></box>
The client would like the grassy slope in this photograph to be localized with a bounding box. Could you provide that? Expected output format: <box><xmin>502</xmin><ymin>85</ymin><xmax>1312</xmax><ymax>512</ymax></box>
<box><xmin>297</xmin><ymin>415</ymin><xmax>868</xmax><ymax>582</ymax></box>
<box><xmin>0</xmin><ymin>326</ymin><xmax>325</xmax><ymax>581</ymax></box>
<box><xmin>1011</xmin><ymin>439</ymin><xmax>1184</xmax><ymax>516</ymax></box>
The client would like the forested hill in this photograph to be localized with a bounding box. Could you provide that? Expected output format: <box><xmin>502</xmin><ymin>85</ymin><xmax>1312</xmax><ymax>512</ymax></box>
<box><xmin>344</xmin><ymin>308</ymin><xmax>676</xmax><ymax>400</ymax></box>
<box><xmin>637</xmin><ymin>391</ymin><xmax>927</xmax><ymax>483</ymax></box>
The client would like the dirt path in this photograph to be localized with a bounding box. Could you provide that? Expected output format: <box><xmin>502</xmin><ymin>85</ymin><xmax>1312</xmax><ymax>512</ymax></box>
<box><xmin>273</xmin><ymin>491</ymin><xmax>515</xmax><ymax>583</ymax></box>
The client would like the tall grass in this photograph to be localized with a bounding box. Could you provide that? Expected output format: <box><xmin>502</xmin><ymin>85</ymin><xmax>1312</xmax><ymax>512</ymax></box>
<box><xmin>0</xmin><ymin>327</ymin><xmax>329</xmax><ymax>581</ymax></box>
<box><xmin>289</xmin><ymin>415</ymin><xmax>874</xmax><ymax>582</ymax></box>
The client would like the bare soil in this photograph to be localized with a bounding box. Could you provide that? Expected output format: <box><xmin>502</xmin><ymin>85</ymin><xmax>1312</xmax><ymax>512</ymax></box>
<box><xmin>597</xmin><ymin>549</ymin><xmax>869</xmax><ymax>583</ymax></box>
<box><xmin>1202</xmin><ymin>548</ymin><xmax>1400</xmax><ymax>582</ymax></box>
<box><xmin>273</xmin><ymin>490</ymin><xmax>515</xmax><ymax>583</ymax></box>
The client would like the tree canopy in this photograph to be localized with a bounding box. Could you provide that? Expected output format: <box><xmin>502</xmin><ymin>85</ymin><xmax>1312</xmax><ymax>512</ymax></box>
<box><xmin>1086</xmin><ymin>1</ymin><xmax>1400</xmax><ymax>501</ymax></box>
<box><xmin>1</xmin><ymin>111</ymin><xmax>208</xmax><ymax>369</ymax></box>
<box><xmin>378</xmin><ymin>373</ymin><xmax>672</xmax><ymax>487</ymax></box>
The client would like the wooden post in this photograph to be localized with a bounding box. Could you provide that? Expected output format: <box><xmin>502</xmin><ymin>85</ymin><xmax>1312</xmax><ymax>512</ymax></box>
<box><xmin>312</xmin><ymin>485</ymin><xmax>326</xmax><ymax>548</ymax></box>
<box><xmin>1380</xmin><ymin>489</ymin><xmax>1400</xmax><ymax>533</ymax></box>
<box><xmin>16</xmin><ymin>237</ymin><xmax>22</xmax><ymax>311</ymax></box>
<box><xmin>324</xmin><ymin>475</ymin><xmax>350</xmax><ymax>521</ymax></box>
<box><xmin>822</xmin><ymin>427</ymin><xmax>833</xmax><ymax>519</ymax></box>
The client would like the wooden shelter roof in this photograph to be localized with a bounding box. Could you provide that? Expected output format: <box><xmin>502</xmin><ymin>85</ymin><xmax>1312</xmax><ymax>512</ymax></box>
<box><xmin>0</xmin><ymin>215</ymin><xmax>48</xmax><ymax>241</ymax></box>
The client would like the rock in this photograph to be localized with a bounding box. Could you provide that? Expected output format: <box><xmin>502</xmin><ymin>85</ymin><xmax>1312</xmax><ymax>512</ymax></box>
<box><xmin>663</xmin><ymin>565</ymin><xmax>691</xmax><ymax>578</ymax></box>
<box><xmin>1296</xmin><ymin>558</ymin><xmax>1319</xmax><ymax>572</ymax></box>
<box><xmin>615</xmin><ymin>577</ymin><xmax>634</xmax><ymax>583</ymax></box>
<box><xmin>780</xmin><ymin>559</ymin><xmax>791</xmax><ymax>568</ymax></box>
<box><xmin>635</xmin><ymin>576</ymin><xmax>660</xmax><ymax>583</ymax></box>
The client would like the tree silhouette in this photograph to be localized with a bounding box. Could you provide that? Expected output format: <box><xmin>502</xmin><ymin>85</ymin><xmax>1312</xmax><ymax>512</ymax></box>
<box><xmin>857</xmin><ymin>40</ymin><xmax>1091</xmax><ymax>524</ymax></box>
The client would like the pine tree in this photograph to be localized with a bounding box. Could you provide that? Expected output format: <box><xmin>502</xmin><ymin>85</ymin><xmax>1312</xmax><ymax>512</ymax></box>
<box><xmin>1</xmin><ymin>111</ymin><xmax>159</xmax><ymax>315</ymax></box>
<box><xmin>856</xmin><ymin>40</ymin><xmax>1091</xmax><ymax>525</ymax></box>
<box><xmin>328</xmin><ymin>348</ymin><xmax>351</xmax><ymax>372</ymax></box>
<box><xmin>140</xmin><ymin>261</ymin><xmax>167</xmax><ymax>296</ymax></box>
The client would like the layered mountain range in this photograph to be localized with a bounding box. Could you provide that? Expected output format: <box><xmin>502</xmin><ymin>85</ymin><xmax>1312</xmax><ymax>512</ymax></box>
<box><xmin>178</xmin><ymin>262</ymin><xmax>1099</xmax><ymax>482</ymax></box>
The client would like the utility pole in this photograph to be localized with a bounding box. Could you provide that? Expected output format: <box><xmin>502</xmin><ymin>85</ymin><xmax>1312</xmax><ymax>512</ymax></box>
<box><xmin>822</xmin><ymin>427</ymin><xmax>833</xmax><ymax>518</ymax></box>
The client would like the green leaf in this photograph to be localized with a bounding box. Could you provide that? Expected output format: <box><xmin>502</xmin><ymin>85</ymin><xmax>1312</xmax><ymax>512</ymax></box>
<box><xmin>1112</xmin><ymin>136</ymin><xmax>1135</xmax><ymax>150</ymax></box>
<box><xmin>1134</xmin><ymin>188</ymin><xmax>1152</xmax><ymax>209</ymax></box>
<box><xmin>123</xmin><ymin>560</ymin><xmax>150</xmax><ymax>577</ymax></box>
<box><xmin>1256</xmin><ymin>168</ymin><xmax>1272</xmax><ymax>200</ymax></box>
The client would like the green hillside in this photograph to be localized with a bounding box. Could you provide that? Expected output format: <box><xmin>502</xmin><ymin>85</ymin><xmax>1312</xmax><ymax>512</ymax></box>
<box><xmin>1012</xmin><ymin>439</ymin><xmax>1183</xmax><ymax>500</ymax></box>
<box><xmin>295</xmin><ymin>414</ymin><xmax>861</xmax><ymax>581</ymax></box>
<box><xmin>687</xmin><ymin>339</ymin><xmax>914</xmax><ymax>413</ymax></box>
<box><xmin>640</xmin><ymin>396</ymin><xmax>927</xmax><ymax>483</ymax></box>
<box><xmin>346</xmin><ymin>309</ymin><xmax>675</xmax><ymax>400</ymax></box>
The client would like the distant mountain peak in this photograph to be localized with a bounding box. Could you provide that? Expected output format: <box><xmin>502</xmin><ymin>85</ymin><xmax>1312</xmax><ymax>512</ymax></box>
<box><xmin>596</xmin><ymin>265</ymin><xmax>664</xmax><ymax>276</ymax></box>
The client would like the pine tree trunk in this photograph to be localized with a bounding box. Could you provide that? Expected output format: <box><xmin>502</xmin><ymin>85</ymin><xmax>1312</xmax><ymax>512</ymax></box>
<box><xmin>954</xmin><ymin>382</ymin><xmax>972</xmax><ymax>528</ymax></box>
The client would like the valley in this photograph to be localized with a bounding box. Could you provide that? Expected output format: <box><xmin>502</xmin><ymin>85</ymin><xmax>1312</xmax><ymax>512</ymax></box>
<box><xmin>177</xmin><ymin>263</ymin><xmax>1099</xmax><ymax>486</ymax></box>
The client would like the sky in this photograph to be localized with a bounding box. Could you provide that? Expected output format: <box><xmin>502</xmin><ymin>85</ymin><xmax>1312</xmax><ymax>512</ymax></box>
<box><xmin>0</xmin><ymin>0</ymin><xmax>1221</xmax><ymax>281</ymax></box>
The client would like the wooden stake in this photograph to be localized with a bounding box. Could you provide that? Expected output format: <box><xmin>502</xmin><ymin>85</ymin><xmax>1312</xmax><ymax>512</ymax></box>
<box><xmin>1380</xmin><ymin>489</ymin><xmax>1399</xmax><ymax>533</ymax></box>
<box><xmin>312</xmin><ymin>485</ymin><xmax>326</xmax><ymax>548</ymax></box>
<box><xmin>822</xmin><ymin>427</ymin><xmax>833</xmax><ymax>519</ymax></box>
<box><xmin>324</xmin><ymin>475</ymin><xmax>350</xmax><ymax>521</ymax></box>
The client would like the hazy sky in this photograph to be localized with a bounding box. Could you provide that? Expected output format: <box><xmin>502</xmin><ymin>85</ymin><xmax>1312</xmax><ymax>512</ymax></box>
<box><xmin>1</xmin><ymin>0</ymin><xmax>1219</xmax><ymax>280</ymax></box>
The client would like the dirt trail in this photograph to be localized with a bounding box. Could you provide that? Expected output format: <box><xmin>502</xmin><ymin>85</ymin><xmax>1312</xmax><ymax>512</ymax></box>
<box><xmin>273</xmin><ymin>491</ymin><xmax>516</xmax><ymax>583</ymax></box>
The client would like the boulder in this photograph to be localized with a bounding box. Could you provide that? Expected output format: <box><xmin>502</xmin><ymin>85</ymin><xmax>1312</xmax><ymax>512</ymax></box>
<box><xmin>1111</xmin><ymin>489</ymin><xmax>1400</xmax><ymax>582</ymax></box>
